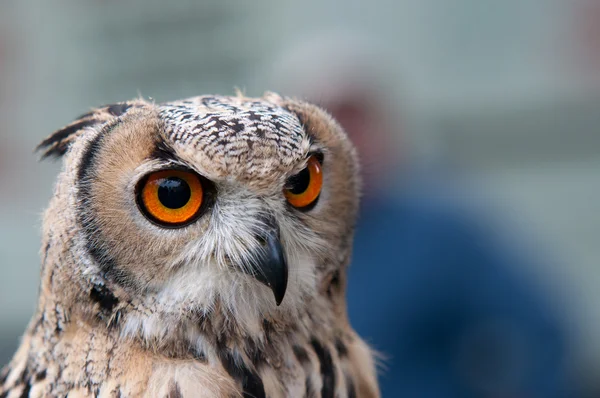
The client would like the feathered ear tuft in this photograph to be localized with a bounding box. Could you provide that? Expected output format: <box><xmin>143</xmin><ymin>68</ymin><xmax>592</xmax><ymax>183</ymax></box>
<box><xmin>36</xmin><ymin>101</ymin><xmax>146</xmax><ymax>159</ymax></box>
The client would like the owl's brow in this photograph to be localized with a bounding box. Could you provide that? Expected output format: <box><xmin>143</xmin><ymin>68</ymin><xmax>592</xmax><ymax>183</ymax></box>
<box><xmin>146</xmin><ymin>138</ymin><xmax>205</xmax><ymax>177</ymax></box>
<box><xmin>150</xmin><ymin>138</ymin><xmax>179</xmax><ymax>163</ymax></box>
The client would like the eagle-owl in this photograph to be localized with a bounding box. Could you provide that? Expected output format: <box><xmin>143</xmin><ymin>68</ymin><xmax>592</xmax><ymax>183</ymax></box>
<box><xmin>0</xmin><ymin>93</ymin><xmax>379</xmax><ymax>397</ymax></box>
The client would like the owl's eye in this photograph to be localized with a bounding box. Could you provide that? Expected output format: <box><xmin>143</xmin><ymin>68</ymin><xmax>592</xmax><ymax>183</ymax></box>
<box><xmin>136</xmin><ymin>169</ymin><xmax>204</xmax><ymax>227</ymax></box>
<box><xmin>284</xmin><ymin>155</ymin><xmax>323</xmax><ymax>210</ymax></box>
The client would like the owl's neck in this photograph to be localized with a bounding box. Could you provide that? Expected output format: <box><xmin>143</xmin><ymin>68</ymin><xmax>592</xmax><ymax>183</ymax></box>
<box><xmin>33</xmin><ymin>257</ymin><xmax>348</xmax><ymax>364</ymax></box>
<box><xmin>114</xmin><ymin>271</ymin><xmax>347</xmax><ymax>360</ymax></box>
<box><xmin>22</xmin><ymin>263</ymin><xmax>365</xmax><ymax>398</ymax></box>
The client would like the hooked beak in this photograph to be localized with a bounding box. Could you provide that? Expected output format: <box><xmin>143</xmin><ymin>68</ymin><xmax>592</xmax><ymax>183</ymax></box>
<box><xmin>242</xmin><ymin>219</ymin><xmax>288</xmax><ymax>306</ymax></box>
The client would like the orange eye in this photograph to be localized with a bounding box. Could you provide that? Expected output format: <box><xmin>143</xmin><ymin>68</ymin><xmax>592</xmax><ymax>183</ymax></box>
<box><xmin>284</xmin><ymin>155</ymin><xmax>323</xmax><ymax>210</ymax></box>
<box><xmin>137</xmin><ymin>169</ymin><xmax>204</xmax><ymax>227</ymax></box>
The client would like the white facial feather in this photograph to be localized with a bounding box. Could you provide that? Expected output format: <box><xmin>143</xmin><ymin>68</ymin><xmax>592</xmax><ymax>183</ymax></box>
<box><xmin>122</xmin><ymin>194</ymin><xmax>324</xmax><ymax>342</ymax></box>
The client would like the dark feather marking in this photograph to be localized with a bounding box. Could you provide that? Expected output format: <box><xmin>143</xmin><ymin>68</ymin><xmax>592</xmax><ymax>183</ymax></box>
<box><xmin>17</xmin><ymin>368</ymin><xmax>29</xmax><ymax>385</ymax></box>
<box><xmin>293</xmin><ymin>346</ymin><xmax>316</xmax><ymax>397</ymax></box>
<box><xmin>0</xmin><ymin>391</ymin><xmax>7</xmax><ymax>398</ymax></box>
<box><xmin>326</xmin><ymin>271</ymin><xmax>341</xmax><ymax>298</ymax></box>
<box><xmin>76</xmin><ymin>123</ymin><xmax>107</xmax><ymax>181</ymax></box>
<box><xmin>188</xmin><ymin>345</ymin><xmax>207</xmax><ymax>362</ymax></box>
<box><xmin>107</xmin><ymin>103</ymin><xmax>133</xmax><ymax>117</ymax></box>
<box><xmin>76</xmin><ymin>122</ymin><xmax>130</xmax><ymax>288</ymax></box>
<box><xmin>244</xmin><ymin>339</ymin><xmax>265</xmax><ymax>368</ymax></box>
<box><xmin>310</xmin><ymin>338</ymin><xmax>336</xmax><ymax>398</ymax></box>
<box><xmin>292</xmin><ymin>345</ymin><xmax>309</xmax><ymax>364</ymax></box>
<box><xmin>241</xmin><ymin>369</ymin><xmax>266</xmax><ymax>398</ymax></box>
<box><xmin>231</xmin><ymin>120</ymin><xmax>244</xmax><ymax>134</ymax></box>
<box><xmin>37</xmin><ymin>119</ymin><xmax>102</xmax><ymax>158</ymax></box>
<box><xmin>262</xmin><ymin>319</ymin><xmax>274</xmax><ymax>336</ymax></box>
<box><xmin>69</xmin><ymin>102</ymin><xmax>136</xmax><ymax>133</ymax></box>
<box><xmin>218</xmin><ymin>348</ymin><xmax>265</xmax><ymax>398</ymax></box>
<box><xmin>35</xmin><ymin>370</ymin><xmax>46</xmax><ymax>381</ymax></box>
<box><xmin>284</xmin><ymin>107</ymin><xmax>316</xmax><ymax>144</ymax></box>
<box><xmin>109</xmin><ymin>310</ymin><xmax>123</xmax><ymax>329</ymax></box>
<box><xmin>151</xmin><ymin>140</ymin><xmax>179</xmax><ymax>163</ymax></box>
<box><xmin>41</xmin><ymin>241</ymin><xmax>51</xmax><ymax>267</ymax></box>
<box><xmin>305</xmin><ymin>377</ymin><xmax>315</xmax><ymax>398</ymax></box>
<box><xmin>346</xmin><ymin>375</ymin><xmax>356</xmax><ymax>398</ymax></box>
<box><xmin>54</xmin><ymin>304</ymin><xmax>64</xmax><ymax>334</ymax></box>
<box><xmin>0</xmin><ymin>367</ymin><xmax>8</xmax><ymax>385</ymax></box>
<box><xmin>166</xmin><ymin>380</ymin><xmax>182</xmax><ymax>398</ymax></box>
<box><xmin>90</xmin><ymin>284</ymin><xmax>119</xmax><ymax>313</ymax></box>
<box><xmin>261</xmin><ymin>319</ymin><xmax>278</xmax><ymax>348</ymax></box>
<box><xmin>335</xmin><ymin>338</ymin><xmax>348</xmax><ymax>357</ymax></box>
<box><xmin>18</xmin><ymin>381</ymin><xmax>31</xmax><ymax>398</ymax></box>
<box><xmin>76</xmin><ymin>110</ymin><xmax>97</xmax><ymax>120</ymax></box>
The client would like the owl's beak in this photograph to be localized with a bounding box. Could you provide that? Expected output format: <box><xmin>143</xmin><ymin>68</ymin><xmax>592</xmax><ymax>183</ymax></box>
<box><xmin>243</xmin><ymin>223</ymin><xmax>288</xmax><ymax>306</ymax></box>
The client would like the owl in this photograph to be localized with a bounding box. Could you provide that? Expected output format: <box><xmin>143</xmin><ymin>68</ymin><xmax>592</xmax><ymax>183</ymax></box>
<box><xmin>0</xmin><ymin>93</ymin><xmax>379</xmax><ymax>397</ymax></box>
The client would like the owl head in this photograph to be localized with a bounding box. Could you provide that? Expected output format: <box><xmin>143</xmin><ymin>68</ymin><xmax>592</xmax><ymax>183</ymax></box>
<box><xmin>37</xmin><ymin>93</ymin><xmax>360</xmax><ymax>342</ymax></box>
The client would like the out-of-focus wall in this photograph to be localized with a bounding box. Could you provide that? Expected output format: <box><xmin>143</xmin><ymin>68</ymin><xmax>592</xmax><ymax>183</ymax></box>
<box><xmin>1</xmin><ymin>0</ymin><xmax>599</xmax><ymax>391</ymax></box>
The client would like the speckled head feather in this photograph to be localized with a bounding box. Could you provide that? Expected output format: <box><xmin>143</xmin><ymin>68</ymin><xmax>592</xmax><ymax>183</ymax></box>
<box><xmin>1</xmin><ymin>93</ymin><xmax>379</xmax><ymax>398</ymax></box>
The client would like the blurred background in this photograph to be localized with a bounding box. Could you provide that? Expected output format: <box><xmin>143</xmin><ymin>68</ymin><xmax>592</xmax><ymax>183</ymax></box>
<box><xmin>1</xmin><ymin>0</ymin><xmax>599</xmax><ymax>396</ymax></box>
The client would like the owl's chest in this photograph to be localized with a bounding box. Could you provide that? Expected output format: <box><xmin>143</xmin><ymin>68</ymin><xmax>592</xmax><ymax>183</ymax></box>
<box><xmin>53</xmin><ymin>351</ymin><xmax>312</xmax><ymax>398</ymax></box>
<box><xmin>3</xmin><ymin>311</ymin><xmax>369</xmax><ymax>398</ymax></box>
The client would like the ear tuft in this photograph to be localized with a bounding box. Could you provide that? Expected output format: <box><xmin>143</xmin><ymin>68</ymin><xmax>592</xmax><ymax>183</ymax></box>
<box><xmin>36</xmin><ymin>101</ymin><xmax>145</xmax><ymax>159</ymax></box>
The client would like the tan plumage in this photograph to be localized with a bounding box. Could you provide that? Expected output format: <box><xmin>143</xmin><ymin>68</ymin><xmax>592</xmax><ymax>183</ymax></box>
<box><xmin>0</xmin><ymin>93</ymin><xmax>379</xmax><ymax>397</ymax></box>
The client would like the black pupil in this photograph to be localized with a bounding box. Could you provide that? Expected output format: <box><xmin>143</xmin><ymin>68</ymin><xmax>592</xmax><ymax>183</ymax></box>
<box><xmin>287</xmin><ymin>167</ymin><xmax>310</xmax><ymax>194</ymax></box>
<box><xmin>157</xmin><ymin>177</ymin><xmax>191</xmax><ymax>209</ymax></box>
